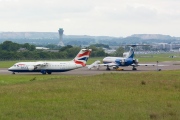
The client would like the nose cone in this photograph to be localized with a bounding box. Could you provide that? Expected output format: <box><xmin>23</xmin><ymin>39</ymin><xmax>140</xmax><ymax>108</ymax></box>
<box><xmin>8</xmin><ymin>67</ymin><xmax>13</xmax><ymax>71</ymax></box>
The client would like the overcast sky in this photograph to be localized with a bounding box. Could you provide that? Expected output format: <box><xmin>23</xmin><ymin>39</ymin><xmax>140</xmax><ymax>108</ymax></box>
<box><xmin>0</xmin><ymin>0</ymin><xmax>180</xmax><ymax>37</ymax></box>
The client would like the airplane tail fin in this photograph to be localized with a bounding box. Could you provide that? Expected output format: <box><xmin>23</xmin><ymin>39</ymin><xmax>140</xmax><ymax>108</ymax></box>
<box><xmin>73</xmin><ymin>49</ymin><xmax>92</xmax><ymax>67</ymax></box>
<box><xmin>126</xmin><ymin>46</ymin><xmax>134</xmax><ymax>58</ymax></box>
<box><xmin>126</xmin><ymin>45</ymin><xmax>149</xmax><ymax>58</ymax></box>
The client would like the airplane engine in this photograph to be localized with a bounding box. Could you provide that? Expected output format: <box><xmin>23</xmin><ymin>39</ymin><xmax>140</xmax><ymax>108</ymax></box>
<box><xmin>28</xmin><ymin>66</ymin><xmax>35</xmax><ymax>71</ymax></box>
<box><xmin>113</xmin><ymin>66</ymin><xmax>118</xmax><ymax>69</ymax></box>
<box><xmin>133</xmin><ymin>59</ymin><xmax>139</xmax><ymax>64</ymax></box>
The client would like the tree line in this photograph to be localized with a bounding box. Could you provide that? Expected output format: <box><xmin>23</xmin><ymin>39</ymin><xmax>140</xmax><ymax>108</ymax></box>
<box><xmin>0</xmin><ymin>41</ymin><xmax>124</xmax><ymax>60</ymax></box>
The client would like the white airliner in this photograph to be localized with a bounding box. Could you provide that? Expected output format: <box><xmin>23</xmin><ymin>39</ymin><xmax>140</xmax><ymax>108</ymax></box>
<box><xmin>88</xmin><ymin>45</ymin><xmax>166</xmax><ymax>71</ymax></box>
<box><xmin>8</xmin><ymin>49</ymin><xmax>92</xmax><ymax>74</ymax></box>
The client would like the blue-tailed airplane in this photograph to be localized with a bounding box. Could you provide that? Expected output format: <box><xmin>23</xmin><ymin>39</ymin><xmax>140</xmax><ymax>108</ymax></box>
<box><xmin>88</xmin><ymin>45</ymin><xmax>165</xmax><ymax>71</ymax></box>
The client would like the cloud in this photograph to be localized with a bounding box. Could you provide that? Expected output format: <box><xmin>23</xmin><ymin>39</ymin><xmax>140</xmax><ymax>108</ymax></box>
<box><xmin>0</xmin><ymin>0</ymin><xmax>180</xmax><ymax>37</ymax></box>
<box><xmin>0</xmin><ymin>0</ymin><xmax>93</xmax><ymax>20</ymax></box>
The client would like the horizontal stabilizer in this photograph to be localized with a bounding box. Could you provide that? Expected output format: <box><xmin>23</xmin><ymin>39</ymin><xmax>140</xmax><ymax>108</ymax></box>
<box><xmin>87</xmin><ymin>60</ymin><xmax>101</xmax><ymax>70</ymax></box>
<box><xmin>127</xmin><ymin>44</ymin><xmax>150</xmax><ymax>47</ymax></box>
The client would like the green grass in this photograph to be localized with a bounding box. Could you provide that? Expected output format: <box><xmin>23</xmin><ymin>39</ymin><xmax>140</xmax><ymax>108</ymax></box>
<box><xmin>0</xmin><ymin>71</ymin><xmax>180</xmax><ymax>120</ymax></box>
<box><xmin>136</xmin><ymin>53</ymin><xmax>180</xmax><ymax>62</ymax></box>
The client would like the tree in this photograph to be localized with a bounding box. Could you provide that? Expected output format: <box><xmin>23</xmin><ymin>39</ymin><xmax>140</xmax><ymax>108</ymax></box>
<box><xmin>91</xmin><ymin>44</ymin><xmax>110</xmax><ymax>49</ymax></box>
<box><xmin>95</xmin><ymin>48</ymin><xmax>106</xmax><ymax>57</ymax></box>
<box><xmin>66</xmin><ymin>47</ymin><xmax>81</xmax><ymax>58</ymax></box>
<box><xmin>60</xmin><ymin>45</ymin><xmax>73</xmax><ymax>51</ymax></box>
<box><xmin>114</xmin><ymin>47</ymin><xmax>124</xmax><ymax>57</ymax></box>
<box><xmin>22</xmin><ymin>43</ymin><xmax>35</xmax><ymax>51</ymax></box>
<box><xmin>1</xmin><ymin>41</ymin><xmax>20</xmax><ymax>51</ymax></box>
<box><xmin>88</xmin><ymin>45</ymin><xmax>106</xmax><ymax>57</ymax></box>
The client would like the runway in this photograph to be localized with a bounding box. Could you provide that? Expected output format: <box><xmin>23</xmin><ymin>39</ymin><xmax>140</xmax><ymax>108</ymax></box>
<box><xmin>0</xmin><ymin>62</ymin><xmax>180</xmax><ymax>75</ymax></box>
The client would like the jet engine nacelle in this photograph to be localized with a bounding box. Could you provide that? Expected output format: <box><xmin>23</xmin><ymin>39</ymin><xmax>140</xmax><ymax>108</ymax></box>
<box><xmin>121</xmin><ymin>59</ymin><xmax>125</xmax><ymax>65</ymax></box>
<box><xmin>28</xmin><ymin>65</ymin><xmax>35</xmax><ymax>71</ymax></box>
<box><xmin>113</xmin><ymin>66</ymin><xmax>118</xmax><ymax>69</ymax></box>
<box><xmin>133</xmin><ymin>59</ymin><xmax>139</xmax><ymax>64</ymax></box>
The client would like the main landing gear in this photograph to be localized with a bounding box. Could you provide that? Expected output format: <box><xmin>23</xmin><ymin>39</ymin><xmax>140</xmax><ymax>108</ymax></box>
<box><xmin>41</xmin><ymin>70</ymin><xmax>52</xmax><ymax>75</ymax></box>
<box><xmin>106</xmin><ymin>66</ymin><xmax>111</xmax><ymax>70</ymax></box>
<box><xmin>132</xmin><ymin>67</ymin><xmax>137</xmax><ymax>70</ymax></box>
<box><xmin>47</xmin><ymin>72</ymin><xmax>52</xmax><ymax>74</ymax></box>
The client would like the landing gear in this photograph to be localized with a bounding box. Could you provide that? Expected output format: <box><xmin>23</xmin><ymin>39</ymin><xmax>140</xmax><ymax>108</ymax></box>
<box><xmin>12</xmin><ymin>72</ymin><xmax>15</xmax><ymax>74</ymax></box>
<box><xmin>132</xmin><ymin>67</ymin><xmax>137</xmax><ymax>70</ymax></box>
<box><xmin>97</xmin><ymin>66</ymin><xmax>100</xmax><ymax>70</ymax></box>
<box><xmin>47</xmin><ymin>72</ymin><xmax>52</xmax><ymax>74</ymax></box>
<box><xmin>41</xmin><ymin>70</ymin><xmax>47</xmax><ymax>75</ymax></box>
<box><xmin>106</xmin><ymin>66</ymin><xmax>110</xmax><ymax>70</ymax></box>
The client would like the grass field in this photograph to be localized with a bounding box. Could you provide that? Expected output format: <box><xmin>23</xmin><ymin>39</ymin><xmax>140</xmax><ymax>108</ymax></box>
<box><xmin>136</xmin><ymin>53</ymin><xmax>180</xmax><ymax>62</ymax></box>
<box><xmin>0</xmin><ymin>71</ymin><xmax>180</xmax><ymax>120</ymax></box>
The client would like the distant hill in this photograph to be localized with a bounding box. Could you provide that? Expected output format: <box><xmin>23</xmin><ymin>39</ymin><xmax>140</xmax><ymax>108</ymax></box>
<box><xmin>0</xmin><ymin>32</ymin><xmax>117</xmax><ymax>39</ymax></box>
<box><xmin>0</xmin><ymin>32</ymin><xmax>180</xmax><ymax>45</ymax></box>
<box><xmin>1</xmin><ymin>32</ymin><xmax>179</xmax><ymax>40</ymax></box>
<box><xmin>130</xmin><ymin>34</ymin><xmax>178</xmax><ymax>40</ymax></box>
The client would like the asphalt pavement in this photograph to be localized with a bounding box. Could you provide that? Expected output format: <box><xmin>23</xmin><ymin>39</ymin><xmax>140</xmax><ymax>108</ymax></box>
<box><xmin>0</xmin><ymin>61</ymin><xmax>179</xmax><ymax>75</ymax></box>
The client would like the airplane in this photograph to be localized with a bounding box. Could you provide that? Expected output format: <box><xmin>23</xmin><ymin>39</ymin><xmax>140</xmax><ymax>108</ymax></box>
<box><xmin>88</xmin><ymin>45</ymin><xmax>166</xmax><ymax>71</ymax></box>
<box><xmin>8</xmin><ymin>49</ymin><xmax>92</xmax><ymax>74</ymax></box>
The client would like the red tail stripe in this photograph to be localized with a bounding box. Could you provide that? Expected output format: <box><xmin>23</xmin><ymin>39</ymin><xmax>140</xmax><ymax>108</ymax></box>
<box><xmin>78</xmin><ymin>51</ymin><xmax>91</xmax><ymax>57</ymax></box>
<box><xmin>74</xmin><ymin>60</ymin><xmax>86</xmax><ymax>67</ymax></box>
<box><xmin>18</xmin><ymin>64</ymin><xmax>25</xmax><ymax>66</ymax></box>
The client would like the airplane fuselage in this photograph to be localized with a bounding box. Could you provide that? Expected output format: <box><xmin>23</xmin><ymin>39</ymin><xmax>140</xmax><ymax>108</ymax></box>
<box><xmin>8</xmin><ymin>48</ymin><xmax>92</xmax><ymax>74</ymax></box>
<box><xmin>103</xmin><ymin>57</ymin><xmax>134</xmax><ymax>66</ymax></box>
<box><xmin>8</xmin><ymin>61</ymin><xmax>82</xmax><ymax>74</ymax></box>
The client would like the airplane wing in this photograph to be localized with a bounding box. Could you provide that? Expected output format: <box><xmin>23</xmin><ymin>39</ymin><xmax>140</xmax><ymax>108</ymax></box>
<box><xmin>87</xmin><ymin>61</ymin><xmax>118</xmax><ymax>70</ymax></box>
<box><xmin>99</xmin><ymin>63</ymin><xmax>118</xmax><ymax>66</ymax></box>
<box><xmin>34</xmin><ymin>62</ymin><xmax>48</xmax><ymax>66</ymax></box>
<box><xmin>27</xmin><ymin>62</ymin><xmax>48</xmax><ymax>71</ymax></box>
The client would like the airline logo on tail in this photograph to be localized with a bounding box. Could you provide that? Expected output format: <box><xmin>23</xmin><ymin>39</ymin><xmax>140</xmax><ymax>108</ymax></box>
<box><xmin>74</xmin><ymin>49</ymin><xmax>92</xmax><ymax>66</ymax></box>
<box><xmin>126</xmin><ymin>47</ymin><xmax>134</xmax><ymax>58</ymax></box>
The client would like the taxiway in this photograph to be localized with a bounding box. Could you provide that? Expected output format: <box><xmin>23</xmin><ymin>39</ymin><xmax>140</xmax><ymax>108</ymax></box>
<box><xmin>0</xmin><ymin>62</ymin><xmax>179</xmax><ymax>75</ymax></box>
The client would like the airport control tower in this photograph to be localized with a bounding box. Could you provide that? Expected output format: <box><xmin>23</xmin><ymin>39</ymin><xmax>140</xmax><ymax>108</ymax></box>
<box><xmin>58</xmin><ymin>28</ymin><xmax>65</xmax><ymax>46</ymax></box>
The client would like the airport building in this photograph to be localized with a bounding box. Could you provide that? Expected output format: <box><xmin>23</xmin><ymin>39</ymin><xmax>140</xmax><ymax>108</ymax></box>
<box><xmin>152</xmin><ymin>43</ymin><xmax>180</xmax><ymax>51</ymax></box>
